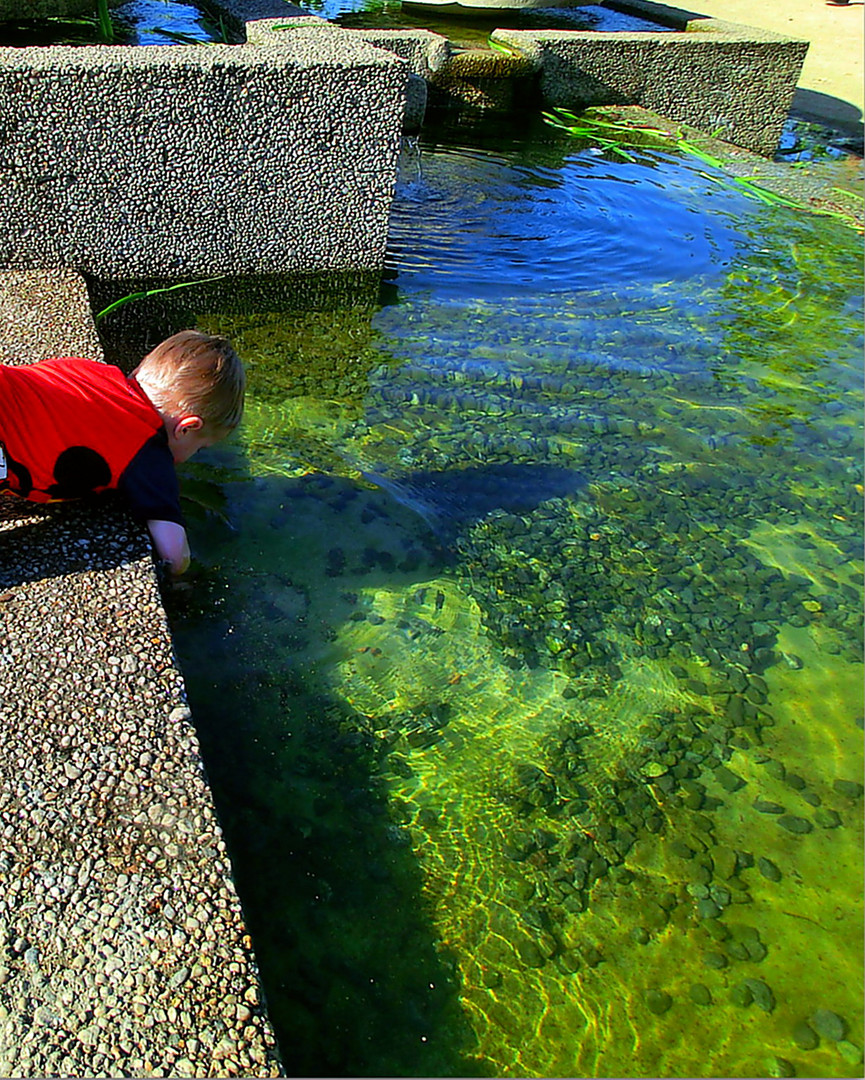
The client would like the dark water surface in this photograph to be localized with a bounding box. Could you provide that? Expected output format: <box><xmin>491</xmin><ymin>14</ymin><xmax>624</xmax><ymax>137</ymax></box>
<box><xmin>98</xmin><ymin>115</ymin><xmax>864</xmax><ymax>1077</ymax></box>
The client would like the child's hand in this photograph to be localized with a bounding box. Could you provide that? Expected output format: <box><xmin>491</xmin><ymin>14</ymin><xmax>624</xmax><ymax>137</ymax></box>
<box><xmin>147</xmin><ymin>519</ymin><xmax>191</xmax><ymax>576</ymax></box>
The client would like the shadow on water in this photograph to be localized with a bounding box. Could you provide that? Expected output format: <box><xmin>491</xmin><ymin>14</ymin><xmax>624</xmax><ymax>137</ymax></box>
<box><xmin>362</xmin><ymin>463</ymin><xmax>587</xmax><ymax>538</ymax></box>
<box><xmin>89</xmin><ymin>273</ymin><xmax>497</xmax><ymax>1075</ymax></box>
<box><xmin>164</xmin><ymin>471</ymin><xmax>496</xmax><ymax>1078</ymax></box>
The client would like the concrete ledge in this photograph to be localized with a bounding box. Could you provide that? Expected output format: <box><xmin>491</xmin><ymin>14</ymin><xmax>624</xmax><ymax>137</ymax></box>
<box><xmin>347</xmin><ymin>27</ymin><xmax>453</xmax><ymax>78</ymax></box>
<box><xmin>0</xmin><ymin>30</ymin><xmax>408</xmax><ymax>278</ymax></box>
<box><xmin>490</xmin><ymin>0</ymin><xmax>808</xmax><ymax>154</ymax></box>
<box><xmin>0</xmin><ymin>269</ymin><xmax>282</xmax><ymax>1078</ymax></box>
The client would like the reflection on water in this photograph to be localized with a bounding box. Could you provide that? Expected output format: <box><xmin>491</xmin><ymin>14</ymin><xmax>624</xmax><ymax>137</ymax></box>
<box><xmin>144</xmin><ymin>118</ymin><xmax>864</xmax><ymax>1077</ymax></box>
<box><xmin>0</xmin><ymin>0</ymin><xmax>238</xmax><ymax>46</ymax></box>
<box><xmin>326</xmin><ymin>1</ymin><xmax>675</xmax><ymax>48</ymax></box>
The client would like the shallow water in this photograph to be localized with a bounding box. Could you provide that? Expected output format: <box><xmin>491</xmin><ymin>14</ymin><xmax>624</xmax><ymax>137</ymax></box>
<box><xmin>106</xmin><ymin>115</ymin><xmax>865</xmax><ymax>1077</ymax></box>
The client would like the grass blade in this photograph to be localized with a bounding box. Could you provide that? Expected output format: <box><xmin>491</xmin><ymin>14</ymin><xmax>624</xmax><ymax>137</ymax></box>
<box><xmin>94</xmin><ymin>276</ymin><xmax>227</xmax><ymax>322</ymax></box>
<box><xmin>95</xmin><ymin>0</ymin><xmax>113</xmax><ymax>42</ymax></box>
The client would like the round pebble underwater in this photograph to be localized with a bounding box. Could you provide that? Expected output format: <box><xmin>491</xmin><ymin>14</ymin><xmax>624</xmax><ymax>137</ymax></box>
<box><xmin>134</xmin><ymin>115</ymin><xmax>865</xmax><ymax>1078</ymax></box>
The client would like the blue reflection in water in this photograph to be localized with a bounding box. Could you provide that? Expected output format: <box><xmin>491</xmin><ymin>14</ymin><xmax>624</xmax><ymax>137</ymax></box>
<box><xmin>385</xmin><ymin>137</ymin><xmax>748</xmax><ymax>297</ymax></box>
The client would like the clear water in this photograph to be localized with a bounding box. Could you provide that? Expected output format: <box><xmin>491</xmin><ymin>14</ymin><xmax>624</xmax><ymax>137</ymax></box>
<box><xmin>96</xmin><ymin>114</ymin><xmax>864</xmax><ymax>1077</ymax></box>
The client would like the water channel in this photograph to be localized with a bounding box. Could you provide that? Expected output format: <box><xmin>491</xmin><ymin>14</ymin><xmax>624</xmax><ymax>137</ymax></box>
<box><xmin>93</xmin><ymin>110</ymin><xmax>864</xmax><ymax>1078</ymax></box>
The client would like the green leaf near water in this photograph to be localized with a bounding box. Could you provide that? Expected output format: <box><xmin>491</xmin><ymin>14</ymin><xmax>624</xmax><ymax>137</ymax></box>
<box><xmin>95</xmin><ymin>0</ymin><xmax>113</xmax><ymax>42</ymax></box>
<box><xmin>94</xmin><ymin>276</ymin><xmax>227</xmax><ymax>322</ymax></box>
<box><xmin>545</xmin><ymin>108</ymin><xmax>860</xmax><ymax>229</ymax></box>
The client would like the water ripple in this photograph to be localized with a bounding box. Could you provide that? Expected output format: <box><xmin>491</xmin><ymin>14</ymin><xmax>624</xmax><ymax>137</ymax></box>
<box><xmin>386</xmin><ymin>138</ymin><xmax>749</xmax><ymax>297</ymax></box>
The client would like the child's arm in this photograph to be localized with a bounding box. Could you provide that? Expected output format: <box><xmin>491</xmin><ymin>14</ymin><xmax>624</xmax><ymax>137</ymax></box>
<box><xmin>147</xmin><ymin>519</ymin><xmax>191</xmax><ymax>576</ymax></box>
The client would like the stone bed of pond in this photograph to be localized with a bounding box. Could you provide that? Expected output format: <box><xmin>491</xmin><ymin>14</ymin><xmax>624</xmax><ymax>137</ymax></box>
<box><xmin>95</xmin><ymin>113</ymin><xmax>864</xmax><ymax>1078</ymax></box>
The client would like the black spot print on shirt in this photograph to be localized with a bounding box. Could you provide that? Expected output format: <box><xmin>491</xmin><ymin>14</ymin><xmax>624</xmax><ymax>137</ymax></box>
<box><xmin>47</xmin><ymin>446</ymin><xmax>112</xmax><ymax>499</ymax></box>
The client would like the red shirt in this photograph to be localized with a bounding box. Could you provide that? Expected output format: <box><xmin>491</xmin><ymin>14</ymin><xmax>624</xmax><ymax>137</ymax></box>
<box><xmin>0</xmin><ymin>357</ymin><xmax>183</xmax><ymax>524</ymax></box>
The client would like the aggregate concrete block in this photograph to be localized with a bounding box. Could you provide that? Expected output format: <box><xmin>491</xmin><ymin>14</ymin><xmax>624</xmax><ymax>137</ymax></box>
<box><xmin>0</xmin><ymin>268</ymin><xmax>102</xmax><ymax>364</ymax></box>
<box><xmin>345</xmin><ymin>29</ymin><xmax>453</xmax><ymax>130</ymax></box>
<box><xmin>491</xmin><ymin>0</ymin><xmax>808</xmax><ymax>155</ymax></box>
<box><xmin>0</xmin><ymin>33</ymin><xmax>408</xmax><ymax>278</ymax></box>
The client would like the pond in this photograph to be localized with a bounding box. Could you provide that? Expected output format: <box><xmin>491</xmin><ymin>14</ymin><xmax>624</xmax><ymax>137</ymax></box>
<box><xmin>325</xmin><ymin>1</ymin><xmax>675</xmax><ymax>49</ymax></box>
<box><xmin>94</xmin><ymin>111</ymin><xmax>864</xmax><ymax>1078</ymax></box>
<box><xmin>0</xmin><ymin>0</ymin><xmax>670</xmax><ymax>47</ymax></box>
<box><xmin>0</xmin><ymin>0</ymin><xmax>241</xmax><ymax>46</ymax></box>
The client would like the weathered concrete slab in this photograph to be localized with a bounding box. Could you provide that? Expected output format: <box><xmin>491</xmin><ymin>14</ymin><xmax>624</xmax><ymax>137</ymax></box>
<box><xmin>0</xmin><ymin>31</ymin><xmax>407</xmax><ymax>278</ymax></box>
<box><xmin>491</xmin><ymin>0</ymin><xmax>808</xmax><ymax>155</ymax></box>
<box><xmin>0</xmin><ymin>269</ymin><xmax>282</xmax><ymax>1078</ymax></box>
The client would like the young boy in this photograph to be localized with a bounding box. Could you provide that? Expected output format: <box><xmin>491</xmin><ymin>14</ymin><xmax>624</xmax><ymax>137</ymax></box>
<box><xmin>0</xmin><ymin>329</ymin><xmax>244</xmax><ymax>576</ymax></box>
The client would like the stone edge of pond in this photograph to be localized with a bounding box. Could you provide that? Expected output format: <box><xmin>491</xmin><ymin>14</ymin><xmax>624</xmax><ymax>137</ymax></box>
<box><xmin>0</xmin><ymin>16</ymin><xmax>409</xmax><ymax>281</ymax></box>
<box><xmin>0</xmin><ymin>268</ymin><xmax>283</xmax><ymax>1077</ymax></box>
<box><xmin>195</xmin><ymin>0</ymin><xmax>810</xmax><ymax>155</ymax></box>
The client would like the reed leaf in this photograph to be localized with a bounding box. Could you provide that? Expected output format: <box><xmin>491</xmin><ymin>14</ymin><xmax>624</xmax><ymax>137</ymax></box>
<box><xmin>95</xmin><ymin>0</ymin><xmax>113</xmax><ymax>42</ymax></box>
<box><xmin>488</xmin><ymin>38</ymin><xmax>519</xmax><ymax>56</ymax></box>
<box><xmin>94</xmin><ymin>276</ymin><xmax>227</xmax><ymax>322</ymax></box>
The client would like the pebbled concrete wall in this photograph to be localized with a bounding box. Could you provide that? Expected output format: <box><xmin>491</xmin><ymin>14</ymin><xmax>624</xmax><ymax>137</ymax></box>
<box><xmin>0</xmin><ymin>268</ymin><xmax>282</xmax><ymax>1079</ymax></box>
<box><xmin>491</xmin><ymin>0</ymin><xmax>808</xmax><ymax>155</ymax></box>
<box><xmin>0</xmin><ymin>29</ymin><xmax>408</xmax><ymax>278</ymax></box>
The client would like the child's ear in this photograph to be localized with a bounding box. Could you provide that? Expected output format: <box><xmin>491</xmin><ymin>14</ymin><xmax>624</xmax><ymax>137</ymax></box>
<box><xmin>176</xmin><ymin>415</ymin><xmax>204</xmax><ymax>434</ymax></box>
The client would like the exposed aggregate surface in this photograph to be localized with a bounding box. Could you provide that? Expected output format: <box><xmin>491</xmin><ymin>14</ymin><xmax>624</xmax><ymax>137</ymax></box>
<box><xmin>0</xmin><ymin>270</ymin><xmax>281</xmax><ymax>1077</ymax></box>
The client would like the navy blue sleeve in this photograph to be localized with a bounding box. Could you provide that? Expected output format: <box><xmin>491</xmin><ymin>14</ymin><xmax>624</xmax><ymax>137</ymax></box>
<box><xmin>118</xmin><ymin>430</ymin><xmax>185</xmax><ymax>527</ymax></box>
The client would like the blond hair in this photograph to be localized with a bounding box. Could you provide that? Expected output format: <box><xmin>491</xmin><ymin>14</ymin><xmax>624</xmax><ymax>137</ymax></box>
<box><xmin>133</xmin><ymin>330</ymin><xmax>245</xmax><ymax>432</ymax></box>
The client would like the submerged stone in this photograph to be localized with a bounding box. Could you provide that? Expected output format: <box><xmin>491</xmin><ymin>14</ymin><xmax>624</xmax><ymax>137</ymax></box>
<box><xmin>833</xmin><ymin>779</ymin><xmax>864</xmax><ymax>800</ymax></box>
<box><xmin>645</xmin><ymin>989</ymin><xmax>672</xmax><ymax>1015</ymax></box>
<box><xmin>810</xmin><ymin>1009</ymin><xmax>847</xmax><ymax>1042</ymax></box>
<box><xmin>792</xmin><ymin>1020</ymin><xmax>819</xmax><ymax>1050</ymax></box>
<box><xmin>837</xmin><ymin>1040</ymin><xmax>863</xmax><ymax>1065</ymax></box>
<box><xmin>778</xmin><ymin>815</ymin><xmax>812</xmax><ymax>834</ymax></box>
<box><xmin>744</xmin><ymin>979</ymin><xmax>775</xmax><ymax>1013</ymax></box>
<box><xmin>715</xmin><ymin>766</ymin><xmax>746</xmax><ymax>792</ymax></box>
<box><xmin>814</xmin><ymin>809</ymin><xmax>841</xmax><ymax>829</ymax></box>
<box><xmin>515</xmin><ymin>938</ymin><xmax>546</xmax><ymax>969</ymax></box>
<box><xmin>758</xmin><ymin>857</ymin><xmax>782</xmax><ymax>882</ymax></box>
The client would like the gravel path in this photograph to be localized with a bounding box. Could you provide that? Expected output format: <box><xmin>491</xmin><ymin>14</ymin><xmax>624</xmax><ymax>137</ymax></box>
<box><xmin>0</xmin><ymin>269</ymin><xmax>282</xmax><ymax>1078</ymax></box>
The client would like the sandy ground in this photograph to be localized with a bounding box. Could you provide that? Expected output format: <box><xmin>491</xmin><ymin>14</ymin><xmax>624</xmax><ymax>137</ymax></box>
<box><xmin>683</xmin><ymin>0</ymin><xmax>864</xmax><ymax>135</ymax></box>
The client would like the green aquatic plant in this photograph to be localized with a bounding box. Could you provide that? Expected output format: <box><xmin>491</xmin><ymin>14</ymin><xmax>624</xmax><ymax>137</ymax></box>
<box><xmin>93</xmin><ymin>276</ymin><xmax>226</xmax><ymax>322</ymax></box>
<box><xmin>95</xmin><ymin>0</ymin><xmax>114</xmax><ymax>42</ymax></box>
<box><xmin>488</xmin><ymin>37</ymin><xmax>521</xmax><ymax>57</ymax></box>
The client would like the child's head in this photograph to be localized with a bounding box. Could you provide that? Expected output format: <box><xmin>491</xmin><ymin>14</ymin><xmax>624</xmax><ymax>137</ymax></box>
<box><xmin>133</xmin><ymin>330</ymin><xmax>245</xmax><ymax>439</ymax></box>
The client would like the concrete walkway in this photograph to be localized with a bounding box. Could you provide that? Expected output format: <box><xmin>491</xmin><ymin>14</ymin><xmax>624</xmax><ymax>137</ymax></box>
<box><xmin>682</xmin><ymin>0</ymin><xmax>863</xmax><ymax>136</ymax></box>
<box><xmin>0</xmin><ymin>270</ymin><xmax>281</xmax><ymax>1078</ymax></box>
